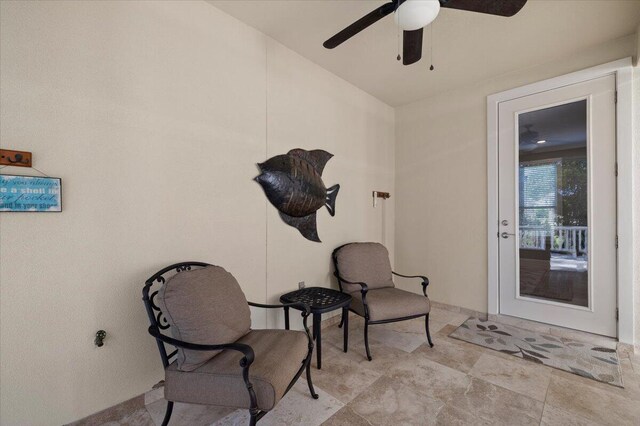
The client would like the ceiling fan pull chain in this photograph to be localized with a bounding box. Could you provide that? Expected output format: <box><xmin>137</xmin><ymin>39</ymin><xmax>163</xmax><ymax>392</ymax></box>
<box><xmin>396</xmin><ymin>8</ymin><xmax>401</xmax><ymax>61</ymax></box>
<box><xmin>429</xmin><ymin>22</ymin><xmax>435</xmax><ymax>71</ymax></box>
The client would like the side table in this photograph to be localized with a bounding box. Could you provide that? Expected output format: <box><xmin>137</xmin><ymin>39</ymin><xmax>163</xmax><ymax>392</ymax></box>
<box><xmin>280</xmin><ymin>287</ymin><xmax>351</xmax><ymax>369</ymax></box>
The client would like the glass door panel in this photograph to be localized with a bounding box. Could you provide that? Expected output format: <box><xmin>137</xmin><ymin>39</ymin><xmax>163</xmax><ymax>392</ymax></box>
<box><xmin>517</xmin><ymin>100</ymin><xmax>588</xmax><ymax>307</ymax></box>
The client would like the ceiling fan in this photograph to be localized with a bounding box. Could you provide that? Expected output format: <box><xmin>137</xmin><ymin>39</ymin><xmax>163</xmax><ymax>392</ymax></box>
<box><xmin>323</xmin><ymin>0</ymin><xmax>528</xmax><ymax>65</ymax></box>
<box><xmin>520</xmin><ymin>124</ymin><xmax>540</xmax><ymax>145</ymax></box>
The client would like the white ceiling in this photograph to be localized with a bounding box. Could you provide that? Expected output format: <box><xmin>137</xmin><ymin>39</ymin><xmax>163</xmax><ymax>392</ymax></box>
<box><xmin>209</xmin><ymin>0</ymin><xmax>640</xmax><ymax>106</ymax></box>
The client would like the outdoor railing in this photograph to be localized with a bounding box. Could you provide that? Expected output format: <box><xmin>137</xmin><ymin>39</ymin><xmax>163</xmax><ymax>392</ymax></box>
<box><xmin>519</xmin><ymin>226</ymin><xmax>588</xmax><ymax>257</ymax></box>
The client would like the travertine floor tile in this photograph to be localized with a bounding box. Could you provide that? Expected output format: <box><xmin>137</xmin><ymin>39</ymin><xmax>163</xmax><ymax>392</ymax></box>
<box><xmin>366</xmin><ymin>326</ymin><xmax>428</xmax><ymax>353</ymax></box>
<box><xmin>213</xmin><ymin>380</ymin><xmax>343</xmax><ymax>426</ymax></box>
<box><xmin>629</xmin><ymin>353</ymin><xmax>640</xmax><ymax>373</ymax></box>
<box><xmin>382</xmin><ymin>316</ymin><xmax>442</xmax><ymax>335</ymax></box>
<box><xmin>545</xmin><ymin>374</ymin><xmax>640</xmax><ymax>425</ymax></box>
<box><xmin>434</xmin><ymin>404</ymin><xmax>494</xmax><ymax>426</ymax></box>
<box><xmin>102</xmin><ymin>408</ymin><xmax>154</xmax><ymax>426</ymax></box>
<box><xmin>451</xmin><ymin>377</ymin><xmax>543</xmax><ymax>425</ymax></box>
<box><xmin>469</xmin><ymin>353</ymin><xmax>552</xmax><ymax>401</ymax></box>
<box><xmin>320</xmin><ymin>406</ymin><xmax>372</xmax><ymax>426</ymax></box>
<box><xmin>348</xmin><ymin>376</ymin><xmax>444</xmax><ymax>426</ymax></box>
<box><xmin>309</xmin><ymin>349</ymin><xmax>384</xmax><ymax>403</ymax></box>
<box><xmin>428</xmin><ymin>307</ymin><xmax>469</xmax><ymax>327</ymax></box>
<box><xmin>386</xmin><ymin>354</ymin><xmax>471</xmax><ymax>403</ymax></box>
<box><xmin>325</xmin><ymin>334</ymin><xmax>413</xmax><ymax>374</ymax></box>
<box><xmin>144</xmin><ymin>387</ymin><xmax>164</xmax><ymax>406</ymax></box>
<box><xmin>540</xmin><ymin>403</ymin><xmax>601</xmax><ymax>426</ymax></box>
<box><xmin>414</xmin><ymin>337</ymin><xmax>483</xmax><ymax>373</ymax></box>
<box><xmin>145</xmin><ymin>399</ymin><xmax>234</xmax><ymax>426</ymax></box>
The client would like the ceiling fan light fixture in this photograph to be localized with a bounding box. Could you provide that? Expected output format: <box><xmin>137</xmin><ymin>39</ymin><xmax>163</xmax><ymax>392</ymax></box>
<box><xmin>394</xmin><ymin>0</ymin><xmax>441</xmax><ymax>31</ymax></box>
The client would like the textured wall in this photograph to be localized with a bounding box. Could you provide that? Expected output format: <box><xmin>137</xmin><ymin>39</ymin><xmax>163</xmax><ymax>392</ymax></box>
<box><xmin>0</xmin><ymin>1</ymin><xmax>394</xmax><ymax>424</ymax></box>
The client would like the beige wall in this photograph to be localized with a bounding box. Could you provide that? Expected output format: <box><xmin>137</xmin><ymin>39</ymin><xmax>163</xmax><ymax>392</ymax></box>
<box><xmin>0</xmin><ymin>1</ymin><xmax>394</xmax><ymax>424</ymax></box>
<box><xmin>395</xmin><ymin>34</ymin><xmax>637</xmax><ymax>315</ymax></box>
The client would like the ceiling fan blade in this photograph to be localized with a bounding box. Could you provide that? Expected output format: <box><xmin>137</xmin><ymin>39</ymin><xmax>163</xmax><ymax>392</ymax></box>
<box><xmin>402</xmin><ymin>28</ymin><xmax>423</xmax><ymax>65</ymax></box>
<box><xmin>323</xmin><ymin>1</ymin><xmax>397</xmax><ymax>49</ymax></box>
<box><xmin>440</xmin><ymin>0</ymin><xmax>527</xmax><ymax>17</ymax></box>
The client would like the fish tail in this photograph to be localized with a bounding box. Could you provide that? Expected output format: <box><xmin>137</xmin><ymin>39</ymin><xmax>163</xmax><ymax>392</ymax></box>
<box><xmin>325</xmin><ymin>184</ymin><xmax>340</xmax><ymax>217</ymax></box>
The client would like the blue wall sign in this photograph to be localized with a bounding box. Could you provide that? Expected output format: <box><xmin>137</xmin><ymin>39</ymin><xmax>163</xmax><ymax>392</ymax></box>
<box><xmin>0</xmin><ymin>175</ymin><xmax>62</xmax><ymax>212</ymax></box>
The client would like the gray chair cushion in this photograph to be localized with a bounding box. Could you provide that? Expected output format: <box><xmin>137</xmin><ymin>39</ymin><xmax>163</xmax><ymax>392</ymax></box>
<box><xmin>334</xmin><ymin>243</ymin><xmax>394</xmax><ymax>293</ymax></box>
<box><xmin>350</xmin><ymin>287</ymin><xmax>430</xmax><ymax>321</ymax></box>
<box><xmin>165</xmin><ymin>329</ymin><xmax>309</xmax><ymax>410</ymax></box>
<box><xmin>158</xmin><ymin>266</ymin><xmax>251</xmax><ymax>371</ymax></box>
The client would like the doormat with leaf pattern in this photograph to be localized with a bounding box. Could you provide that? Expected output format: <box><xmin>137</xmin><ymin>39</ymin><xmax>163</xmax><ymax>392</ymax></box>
<box><xmin>449</xmin><ymin>318</ymin><xmax>623</xmax><ymax>387</ymax></box>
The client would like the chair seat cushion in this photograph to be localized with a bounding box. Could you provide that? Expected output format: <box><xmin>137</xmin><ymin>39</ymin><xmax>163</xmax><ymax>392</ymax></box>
<box><xmin>165</xmin><ymin>329</ymin><xmax>309</xmax><ymax>411</ymax></box>
<box><xmin>350</xmin><ymin>287</ymin><xmax>430</xmax><ymax>321</ymax></box>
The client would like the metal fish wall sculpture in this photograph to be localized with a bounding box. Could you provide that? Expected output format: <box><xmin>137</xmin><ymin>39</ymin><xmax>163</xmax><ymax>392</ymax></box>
<box><xmin>255</xmin><ymin>149</ymin><xmax>340</xmax><ymax>242</ymax></box>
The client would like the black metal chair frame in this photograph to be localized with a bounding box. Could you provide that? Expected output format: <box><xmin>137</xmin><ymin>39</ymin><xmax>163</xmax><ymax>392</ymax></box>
<box><xmin>142</xmin><ymin>262</ymin><xmax>319</xmax><ymax>426</ymax></box>
<box><xmin>331</xmin><ymin>245</ymin><xmax>434</xmax><ymax>361</ymax></box>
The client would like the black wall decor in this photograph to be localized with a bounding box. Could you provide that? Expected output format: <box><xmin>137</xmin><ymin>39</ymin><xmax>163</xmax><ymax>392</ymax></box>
<box><xmin>255</xmin><ymin>149</ymin><xmax>339</xmax><ymax>242</ymax></box>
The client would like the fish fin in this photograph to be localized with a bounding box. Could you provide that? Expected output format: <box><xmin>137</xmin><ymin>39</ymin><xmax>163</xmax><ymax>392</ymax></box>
<box><xmin>278</xmin><ymin>211</ymin><xmax>321</xmax><ymax>242</ymax></box>
<box><xmin>288</xmin><ymin>149</ymin><xmax>333</xmax><ymax>175</ymax></box>
<box><xmin>325</xmin><ymin>184</ymin><xmax>340</xmax><ymax>217</ymax></box>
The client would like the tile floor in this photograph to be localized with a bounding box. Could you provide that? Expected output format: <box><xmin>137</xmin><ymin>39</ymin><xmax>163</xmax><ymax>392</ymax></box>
<box><xmin>116</xmin><ymin>307</ymin><xmax>640</xmax><ymax>425</ymax></box>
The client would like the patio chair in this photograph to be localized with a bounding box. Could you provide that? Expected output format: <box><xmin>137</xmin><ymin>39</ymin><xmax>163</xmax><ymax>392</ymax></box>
<box><xmin>332</xmin><ymin>243</ymin><xmax>433</xmax><ymax>360</ymax></box>
<box><xmin>142</xmin><ymin>262</ymin><xmax>318</xmax><ymax>426</ymax></box>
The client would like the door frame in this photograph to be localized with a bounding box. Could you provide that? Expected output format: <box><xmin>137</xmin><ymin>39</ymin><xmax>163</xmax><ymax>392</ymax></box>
<box><xmin>487</xmin><ymin>58</ymin><xmax>634</xmax><ymax>344</ymax></box>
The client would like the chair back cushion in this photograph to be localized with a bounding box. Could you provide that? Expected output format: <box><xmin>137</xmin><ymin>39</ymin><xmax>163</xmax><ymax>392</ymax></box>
<box><xmin>334</xmin><ymin>242</ymin><xmax>394</xmax><ymax>293</ymax></box>
<box><xmin>158</xmin><ymin>266</ymin><xmax>251</xmax><ymax>371</ymax></box>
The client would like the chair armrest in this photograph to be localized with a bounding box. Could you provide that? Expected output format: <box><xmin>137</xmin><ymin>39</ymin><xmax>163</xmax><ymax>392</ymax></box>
<box><xmin>148</xmin><ymin>325</ymin><xmax>255</xmax><ymax>366</ymax></box>
<box><xmin>392</xmin><ymin>271</ymin><xmax>430</xmax><ymax>297</ymax></box>
<box><xmin>248</xmin><ymin>301</ymin><xmax>313</xmax><ymax>349</ymax></box>
<box><xmin>333</xmin><ymin>271</ymin><xmax>369</xmax><ymax>292</ymax></box>
<box><xmin>248</xmin><ymin>301</ymin><xmax>311</xmax><ymax>316</ymax></box>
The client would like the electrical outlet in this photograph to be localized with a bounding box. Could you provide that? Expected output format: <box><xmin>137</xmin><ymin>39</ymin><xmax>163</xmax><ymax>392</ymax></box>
<box><xmin>298</xmin><ymin>281</ymin><xmax>305</xmax><ymax>289</ymax></box>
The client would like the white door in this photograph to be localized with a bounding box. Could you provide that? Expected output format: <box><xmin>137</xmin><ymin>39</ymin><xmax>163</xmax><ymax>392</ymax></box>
<box><xmin>498</xmin><ymin>74</ymin><xmax>617</xmax><ymax>337</ymax></box>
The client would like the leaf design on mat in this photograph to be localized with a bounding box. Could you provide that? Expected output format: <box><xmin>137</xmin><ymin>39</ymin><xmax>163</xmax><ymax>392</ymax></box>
<box><xmin>536</xmin><ymin>343</ymin><xmax>563</xmax><ymax>349</ymax></box>
<box><xmin>518</xmin><ymin>347</ymin><xmax>549</xmax><ymax>359</ymax></box>
<box><xmin>460</xmin><ymin>323</ymin><xmax>469</xmax><ymax>329</ymax></box>
<box><xmin>485</xmin><ymin>338</ymin><xmax>495</xmax><ymax>344</ymax></box>
<box><xmin>477</xmin><ymin>324</ymin><xmax>487</xmax><ymax>331</ymax></box>
<box><xmin>569</xmin><ymin>367</ymin><xmax>596</xmax><ymax>380</ymax></box>
<box><xmin>591</xmin><ymin>347</ymin><xmax>616</xmax><ymax>353</ymax></box>
<box><xmin>521</xmin><ymin>352</ymin><xmax>544</xmax><ymax>364</ymax></box>
<box><xmin>491</xmin><ymin>330</ymin><xmax>512</xmax><ymax>336</ymax></box>
<box><xmin>541</xmin><ymin>335</ymin><xmax>561</xmax><ymax>343</ymax></box>
<box><xmin>529</xmin><ymin>344</ymin><xmax>550</xmax><ymax>353</ymax></box>
<box><xmin>524</xmin><ymin>337</ymin><xmax>536</xmax><ymax>342</ymax></box>
<box><xmin>593</xmin><ymin>356</ymin><xmax>618</xmax><ymax>365</ymax></box>
<box><xmin>488</xmin><ymin>325</ymin><xmax>498</xmax><ymax>330</ymax></box>
<box><xmin>566</xmin><ymin>342</ymin><xmax>584</xmax><ymax>347</ymax></box>
<box><xmin>478</xmin><ymin>332</ymin><xmax>493</xmax><ymax>338</ymax></box>
<box><xmin>497</xmin><ymin>338</ymin><xmax>507</xmax><ymax>345</ymax></box>
<box><xmin>499</xmin><ymin>349</ymin><xmax>520</xmax><ymax>355</ymax></box>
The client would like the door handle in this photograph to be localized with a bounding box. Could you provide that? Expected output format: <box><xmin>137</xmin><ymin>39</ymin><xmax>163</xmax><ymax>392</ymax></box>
<box><xmin>501</xmin><ymin>232</ymin><xmax>515</xmax><ymax>239</ymax></box>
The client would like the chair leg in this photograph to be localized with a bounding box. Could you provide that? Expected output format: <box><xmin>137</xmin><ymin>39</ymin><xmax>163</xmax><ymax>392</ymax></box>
<box><xmin>249</xmin><ymin>409</ymin><xmax>258</xmax><ymax>426</ymax></box>
<box><xmin>364</xmin><ymin>320</ymin><xmax>372</xmax><ymax>361</ymax></box>
<box><xmin>305</xmin><ymin>355</ymin><xmax>319</xmax><ymax>399</ymax></box>
<box><xmin>425</xmin><ymin>313</ymin><xmax>434</xmax><ymax>348</ymax></box>
<box><xmin>338</xmin><ymin>309</ymin><xmax>345</xmax><ymax>328</ymax></box>
<box><xmin>161</xmin><ymin>401</ymin><xmax>173</xmax><ymax>426</ymax></box>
